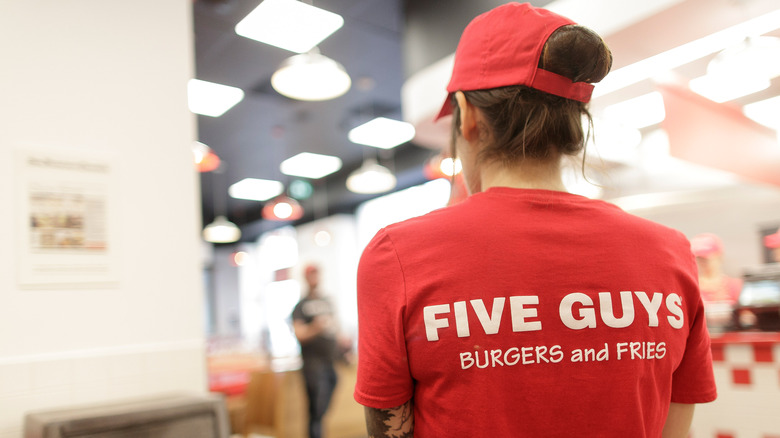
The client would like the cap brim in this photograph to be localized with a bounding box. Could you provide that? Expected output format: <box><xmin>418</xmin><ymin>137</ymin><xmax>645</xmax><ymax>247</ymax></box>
<box><xmin>434</xmin><ymin>93</ymin><xmax>454</xmax><ymax>122</ymax></box>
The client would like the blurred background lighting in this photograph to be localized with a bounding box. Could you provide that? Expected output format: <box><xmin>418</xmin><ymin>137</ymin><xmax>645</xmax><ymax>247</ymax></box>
<box><xmin>259</xmin><ymin>233</ymin><xmax>299</xmax><ymax>271</ymax></box>
<box><xmin>587</xmin><ymin>117</ymin><xmax>643</xmax><ymax>165</ymax></box>
<box><xmin>603</xmin><ymin>92</ymin><xmax>666</xmax><ymax>129</ymax></box>
<box><xmin>232</xmin><ymin>251</ymin><xmax>249</xmax><ymax>266</ymax></box>
<box><xmin>229</xmin><ymin>178</ymin><xmax>284</xmax><ymax>201</ymax></box>
<box><xmin>234</xmin><ymin>0</ymin><xmax>344</xmax><ymax>54</ymax></box>
<box><xmin>440</xmin><ymin>157</ymin><xmax>462</xmax><ymax>177</ymax></box>
<box><xmin>192</xmin><ymin>141</ymin><xmax>221</xmax><ymax>172</ymax></box>
<box><xmin>348</xmin><ymin>117</ymin><xmax>416</xmax><ymax>149</ymax></box>
<box><xmin>346</xmin><ymin>159</ymin><xmax>397</xmax><ymax>194</ymax></box>
<box><xmin>288</xmin><ymin>179</ymin><xmax>314</xmax><ymax>199</ymax></box>
<box><xmin>743</xmin><ymin>95</ymin><xmax>780</xmax><ymax>130</ymax></box>
<box><xmin>263</xmin><ymin>195</ymin><xmax>304</xmax><ymax>221</ymax></box>
<box><xmin>593</xmin><ymin>9</ymin><xmax>780</xmax><ymax>98</ymax></box>
<box><xmin>314</xmin><ymin>230</ymin><xmax>332</xmax><ymax>247</ymax></box>
<box><xmin>281</xmin><ymin>152</ymin><xmax>343</xmax><ymax>179</ymax></box>
<box><xmin>202</xmin><ymin>216</ymin><xmax>241</xmax><ymax>243</ymax></box>
<box><xmin>187</xmin><ymin>79</ymin><xmax>244</xmax><ymax>117</ymax></box>
<box><xmin>688</xmin><ymin>74</ymin><xmax>770</xmax><ymax>103</ymax></box>
<box><xmin>271</xmin><ymin>51</ymin><xmax>351</xmax><ymax>101</ymax></box>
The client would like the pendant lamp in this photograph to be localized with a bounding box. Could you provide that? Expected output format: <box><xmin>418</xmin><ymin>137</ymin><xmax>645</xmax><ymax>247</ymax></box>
<box><xmin>202</xmin><ymin>167</ymin><xmax>241</xmax><ymax>244</ymax></box>
<box><xmin>203</xmin><ymin>215</ymin><xmax>241</xmax><ymax>243</ymax></box>
<box><xmin>262</xmin><ymin>194</ymin><xmax>304</xmax><ymax>221</ymax></box>
<box><xmin>346</xmin><ymin>158</ymin><xmax>396</xmax><ymax>194</ymax></box>
<box><xmin>192</xmin><ymin>141</ymin><xmax>221</xmax><ymax>173</ymax></box>
<box><xmin>271</xmin><ymin>48</ymin><xmax>351</xmax><ymax>101</ymax></box>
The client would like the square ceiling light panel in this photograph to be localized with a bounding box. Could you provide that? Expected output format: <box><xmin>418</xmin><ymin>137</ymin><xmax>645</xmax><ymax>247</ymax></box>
<box><xmin>280</xmin><ymin>152</ymin><xmax>342</xmax><ymax>179</ymax></box>
<box><xmin>229</xmin><ymin>178</ymin><xmax>284</xmax><ymax>201</ymax></box>
<box><xmin>188</xmin><ymin>79</ymin><xmax>245</xmax><ymax>117</ymax></box>
<box><xmin>235</xmin><ymin>0</ymin><xmax>344</xmax><ymax>54</ymax></box>
<box><xmin>348</xmin><ymin>117</ymin><xmax>416</xmax><ymax>149</ymax></box>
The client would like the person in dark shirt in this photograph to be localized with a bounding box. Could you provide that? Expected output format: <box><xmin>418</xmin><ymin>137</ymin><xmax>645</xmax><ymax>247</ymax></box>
<box><xmin>292</xmin><ymin>264</ymin><xmax>338</xmax><ymax>438</ymax></box>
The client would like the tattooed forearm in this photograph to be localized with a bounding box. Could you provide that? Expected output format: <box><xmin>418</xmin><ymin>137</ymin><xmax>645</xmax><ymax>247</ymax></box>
<box><xmin>364</xmin><ymin>399</ymin><xmax>414</xmax><ymax>438</ymax></box>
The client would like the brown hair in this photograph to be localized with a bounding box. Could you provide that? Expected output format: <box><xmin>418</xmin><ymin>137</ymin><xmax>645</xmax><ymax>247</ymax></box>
<box><xmin>450</xmin><ymin>25</ymin><xmax>612</xmax><ymax>165</ymax></box>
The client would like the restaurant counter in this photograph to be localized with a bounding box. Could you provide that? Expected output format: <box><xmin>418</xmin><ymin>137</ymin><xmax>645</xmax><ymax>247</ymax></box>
<box><xmin>689</xmin><ymin>330</ymin><xmax>780</xmax><ymax>438</ymax></box>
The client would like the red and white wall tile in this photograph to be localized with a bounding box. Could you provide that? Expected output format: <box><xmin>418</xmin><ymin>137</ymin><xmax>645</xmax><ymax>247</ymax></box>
<box><xmin>690</xmin><ymin>333</ymin><xmax>780</xmax><ymax>438</ymax></box>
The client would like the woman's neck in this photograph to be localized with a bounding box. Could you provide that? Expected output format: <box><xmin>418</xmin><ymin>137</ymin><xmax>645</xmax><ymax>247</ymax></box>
<box><xmin>479</xmin><ymin>158</ymin><xmax>567</xmax><ymax>192</ymax></box>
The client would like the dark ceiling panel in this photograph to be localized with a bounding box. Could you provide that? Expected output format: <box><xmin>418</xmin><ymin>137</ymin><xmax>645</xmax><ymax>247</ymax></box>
<box><xmin>193</xmin><ymin>0</ymin><xmax>431</xmax><ymax>242</ymax></box>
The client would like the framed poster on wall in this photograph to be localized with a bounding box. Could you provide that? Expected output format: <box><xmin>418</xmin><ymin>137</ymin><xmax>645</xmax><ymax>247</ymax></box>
<box><xmin>15</xmin><ymin>147</ymin><xmax>120</xmax><ymax>287</ymax></box>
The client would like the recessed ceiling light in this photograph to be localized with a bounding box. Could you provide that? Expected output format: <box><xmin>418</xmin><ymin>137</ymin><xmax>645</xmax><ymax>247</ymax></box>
<box><xmin>280</xmin><ymin>152</ymin><xmax>342</xmax><ymax>179</ymax></box>
<box><xmin>187</xmin><ymin>79</ymin><xmax>244</xmax><ymax>117</ymax></box>
<box><xmin>229</xmin><ymin>178</ymin><xmax>284</xmax><ymax>201</ymax></box>
<box><xmin>348</xmin><ymin>117</ymin><xmax>416</xmax><ymax>149</ymax></box>
<box><xmin>234</xmin><ymin>0</ymin><xmax>344</xmax><ymax>54</ymax></box>
<box><xmin>603</xmin><ymin>92</ymin><xmax>666</xmax><ymax>130</ymax></box>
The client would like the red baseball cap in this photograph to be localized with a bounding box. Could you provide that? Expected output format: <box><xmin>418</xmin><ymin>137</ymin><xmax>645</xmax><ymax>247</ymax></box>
<box><xmin>435</xmin><ymin>2</ymin><xmax>595</xmax><ymax>121</ymax></box>
<box><xmin>690</xmin><ymin>233</ymin><xmax>724</xmax><ymax>257</ymax></box>
<box><xmin>765</xmin><ymin>228</ymin><xmax>780</xmax><ymax>249</ymax></box>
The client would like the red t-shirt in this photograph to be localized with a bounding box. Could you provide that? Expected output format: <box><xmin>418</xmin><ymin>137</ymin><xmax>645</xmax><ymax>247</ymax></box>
<box><xmin>355</xmin><ymin>188</ymin><xmax>716</xmax><ymax>437</ymax></box>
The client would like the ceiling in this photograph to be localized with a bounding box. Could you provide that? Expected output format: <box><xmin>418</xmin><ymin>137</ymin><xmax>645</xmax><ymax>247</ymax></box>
<box><xmin>193</xmin><ymin>0</ymin><xmax>425</xmax><ymax>242</ymax></box>
<box><xmin>192</xmin><ymin>0</ymin><xmax>780</xmax><ymax>243</ymax></box>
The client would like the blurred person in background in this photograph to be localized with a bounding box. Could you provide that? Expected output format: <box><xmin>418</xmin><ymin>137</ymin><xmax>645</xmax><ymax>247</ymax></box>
<box><xmin>354</xmin><ymin>3</ymin><xmax>716</xmax><ymax>437</ymax></box>
<box><xmin>690</xmin><ymin>233</ymin><xmax>742</xmax><ymax>332</ymax></box>
<box><xmin>292</xmin><ymin>264</ymin><xmax>338</xmax><ymax>438</ymax></box>
<box><xmin>765</xmin><ymin>227</ymin><xmax>780</xmax><ymax>263</ymax></box>
<box><xmin>690</xmin><ymin>233</ymin><xmax>742</xmax><ymax>304</ymax></box>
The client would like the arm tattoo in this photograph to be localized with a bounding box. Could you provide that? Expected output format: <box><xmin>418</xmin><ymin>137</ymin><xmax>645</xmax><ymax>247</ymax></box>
<box><xmin>364</xmin><ymin>399</ymin><xmax>414</xmax><ymax>438</ymax></box>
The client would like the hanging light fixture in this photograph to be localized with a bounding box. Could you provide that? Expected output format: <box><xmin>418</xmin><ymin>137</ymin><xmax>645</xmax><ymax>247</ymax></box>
<box><xmin>203</xmin><ymin>167</ymin><xmax>241</xmax><ymax>244</ymax></box>
<box><xmin>262</xmin><ymin>194</ymin><xmax>304</xmax><ymax>221</ymax></box>
<box><xmin>203</xmin><ymin>216</ymin><xmax>241</xmax><ymax>243</ymax></box>
<box><xmin>271</xmin><ymin>48</ymin><xmax>351</xmax><ymax>101</ymax></box>
<box><xmin>346</xmin><ymin>158</ymin><xmax>396</xmax><ymax>194</ymax></box>
<box><xmin>192</xmin><ymin>141</ymin><xmax>221</xmax><ymax>173</ymax></box>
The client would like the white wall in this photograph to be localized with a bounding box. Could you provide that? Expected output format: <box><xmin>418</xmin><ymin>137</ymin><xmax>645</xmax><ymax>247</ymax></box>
<box><xmin>212</xmin><ymin>245</ymin><xmax>243</xmax><ymax>338</ymax></box>
<box><xmin>236</xmin><ymin>217</ymin><xmax>362</xmax><ymax>362</ymax></box>
<box><xmin>619</xmin><ymin>183</ymin><xmax>780</xmax><ymax>277</ymax></box>
<box><xmin>0</xmin><ymin>1</ymin><xmax>206</xmax><ymax>437</ymax></box>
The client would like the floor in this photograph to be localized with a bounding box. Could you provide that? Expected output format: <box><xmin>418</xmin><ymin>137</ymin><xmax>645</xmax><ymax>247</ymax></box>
<box><xmin>226</xmin><ymin>362</ymin><xmax>367</xmax><ymax>438</ymax></box>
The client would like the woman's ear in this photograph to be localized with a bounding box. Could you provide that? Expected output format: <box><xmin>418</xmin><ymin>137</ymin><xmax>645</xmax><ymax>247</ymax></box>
<box><xmin>455</xmin><ymin>91</ymin><xmax>479</xmax><ymax>142</ymax></box>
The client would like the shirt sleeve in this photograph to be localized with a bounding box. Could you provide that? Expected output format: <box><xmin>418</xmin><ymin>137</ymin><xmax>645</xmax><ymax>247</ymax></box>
<box><xmin>353</xmin><ymin>229</ymin><xmax>414</xmax><ymax>409</ymax></box>
<box><xmin>291</xmin><ymin>301</ymin><xmax>304</xmax><ymax>322</ymax></box>
<box><xmin>670</xmin><ymin>250</ymin><xmax>718</xmax><ymax>404</ymax></box>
